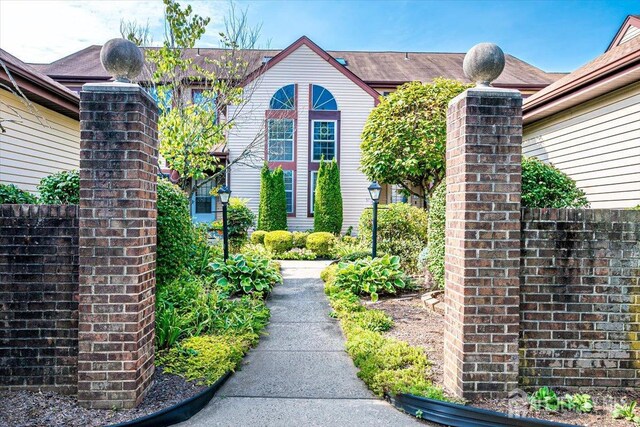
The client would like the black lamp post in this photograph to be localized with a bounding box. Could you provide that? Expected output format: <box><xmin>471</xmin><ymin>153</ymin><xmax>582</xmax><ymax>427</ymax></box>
<box><xmin>368</xmin><ymin>182</ymin><xmax>381</xmax><ymax>258</ymax></box>
<box><xmin>219</xmin><ymin>185</ymin><xmax>231</xmax><ymax>261</ymax></box>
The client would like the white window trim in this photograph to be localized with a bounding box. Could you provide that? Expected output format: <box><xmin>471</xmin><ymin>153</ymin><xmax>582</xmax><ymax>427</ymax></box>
<box><xmin>267</xmin><ymin>118</ymin><xmax>295</xmax><ymax>162</ymax></box>
<box><xmin>311</xmin><ymin>120</ymin><xmax>337</xmax><ymax>163</ymax></box>
<box><xmin>283</xmin><ymin>170</ymin><xmax>295</xmax><ymax>214</ymax></box>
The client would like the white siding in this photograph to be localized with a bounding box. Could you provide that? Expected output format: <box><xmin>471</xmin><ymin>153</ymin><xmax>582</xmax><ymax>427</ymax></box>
<box><xmin>523</xmin><ymin>82</ymin><xmax>640</xmax><ymax>208</ymax></box>
<box><xmin>0</xmin><ymin>89</ymin><xmax>80</xmax><ymax>193</ymax></box>
<box><xmin>621</xmin><ymin>25</ymin><xmax>640</xmax><ymax>45</ymax></box>
<box><xmin>227</xmin><ymin>44</ymin><xmax>376</xmax><ymax>231</ymax></box>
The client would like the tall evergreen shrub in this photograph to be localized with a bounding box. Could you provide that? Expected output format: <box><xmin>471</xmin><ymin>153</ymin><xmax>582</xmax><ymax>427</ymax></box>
<box><xmin>314</xmin><ymin>159</ymin><xmax>343</xmax><ymax>234</ymax></box>
<box><xmin>258</xmin><ymin>164</ymin><xmax>287</xmax><ymax>231</ymax></box>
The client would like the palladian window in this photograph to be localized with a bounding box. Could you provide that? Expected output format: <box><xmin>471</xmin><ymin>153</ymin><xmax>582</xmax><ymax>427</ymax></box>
<box><xmin>270</xmin><ymin>84</ymin><xmax>296</xmax><ymax>110</ymax></box>
<box><xmin>311</xmin><ymin>85</ymin><xmax>337</xmax><ymax>110</ymax></box>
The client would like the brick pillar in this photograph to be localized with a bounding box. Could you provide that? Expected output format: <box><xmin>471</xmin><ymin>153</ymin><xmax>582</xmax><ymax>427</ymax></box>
<box><xmin>78</xmin><ymin>83</ymin><xmax>158</xmax><ymax>409</ymax></box>
<box><xmin>443</xmin><ymin>87</ymin><xmax>522</xmax><ymax>400</ymax></box>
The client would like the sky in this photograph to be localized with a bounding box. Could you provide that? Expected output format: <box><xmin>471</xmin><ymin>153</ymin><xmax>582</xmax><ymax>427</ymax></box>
<box><xmin>0</xmin><ymin>0</ymin><xmax>637</xmax><ymax>72</ymax></box>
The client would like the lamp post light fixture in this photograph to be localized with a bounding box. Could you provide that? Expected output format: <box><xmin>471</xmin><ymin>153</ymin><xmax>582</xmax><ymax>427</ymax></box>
<box><xmin>219</xmin><ymin>185</ymin><xmax>231</xmax><ymax>262</ymax></box>
<box><xmin>368</xmin><ymin>181</ymin><xmax>381</xmax><ymax>258</ymax></box>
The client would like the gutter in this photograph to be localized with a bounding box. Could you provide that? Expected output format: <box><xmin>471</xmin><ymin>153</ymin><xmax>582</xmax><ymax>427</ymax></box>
<box><xmin>524</xmin><ymin>49</ymin><xmax>640</xmax><ymax>115</ymax></box>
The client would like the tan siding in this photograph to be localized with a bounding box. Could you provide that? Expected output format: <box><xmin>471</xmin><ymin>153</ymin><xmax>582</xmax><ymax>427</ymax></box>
<box><xmin>227</xmin><ymin>44</ymin><xmax>376</xmax><ymax>232</ymax></box>
<box><xmin>523</xmin><ymin>82</ymin><xmax>640</xmax><ymax>208</ymax></box>
<box><xmin>0</xmin><ymin>89</ymin><xmax>79</xmax><ymax>193</ymax></box>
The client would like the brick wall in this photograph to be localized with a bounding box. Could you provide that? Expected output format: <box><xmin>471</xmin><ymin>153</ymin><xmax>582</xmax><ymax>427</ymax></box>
<box><xmin>443</xmin><ymin>87</ymin><xmax>523</xmax><ymax>399</ymax></box>
<box><xmin>520</xmin><ymin>208</ymin><xmax>640</xmax><ymax>389</ymax></box>
<box><xmin>77</xmin><ymin>83</ymin><xmax>158</xmax><ymax>409</ymax></box>
<box><xmin>0</xmin><ymin>204</ymin><xmax>79</xmax><ymax>394</ymax></box>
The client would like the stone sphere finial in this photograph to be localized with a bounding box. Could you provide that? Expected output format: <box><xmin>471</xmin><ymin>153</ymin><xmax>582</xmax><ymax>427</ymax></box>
<box><xmin>463</xmin><ymin>43</ymin><xmax>505</xmax><ymax>87</ymax></box>
<box><xmin>100</xmin><ymin>38</ymin><xmax>144</xmax><ymax>83</ymax></box>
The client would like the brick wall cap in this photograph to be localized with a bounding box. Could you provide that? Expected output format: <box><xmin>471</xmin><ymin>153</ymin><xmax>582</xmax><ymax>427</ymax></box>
<box><xmin>81</xmin><ymin>82</ymin><xmax>153</xmax><ymax>97</ymax></box>
<box><xmin>449</xmin><ymin>87</ymin><xmax>522</xmax><ymax>107</ymax></box>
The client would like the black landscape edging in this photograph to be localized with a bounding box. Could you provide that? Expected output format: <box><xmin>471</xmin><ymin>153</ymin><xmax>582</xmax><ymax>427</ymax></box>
<box><xmin>389</xmin><ymin>393</ymin><xmax>579</xmax><ymax>427</ymax></box>
<box><xmin>107</xmin><ymin>371</ymin><xmax>232</xmax><ymax>427</ymax></box>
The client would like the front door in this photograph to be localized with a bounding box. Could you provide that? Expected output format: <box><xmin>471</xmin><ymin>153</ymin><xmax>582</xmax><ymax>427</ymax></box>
<box><xmin>191</xmin><ymin>179</ymin><xmax>216</xmax><ymax>224</ymax></box>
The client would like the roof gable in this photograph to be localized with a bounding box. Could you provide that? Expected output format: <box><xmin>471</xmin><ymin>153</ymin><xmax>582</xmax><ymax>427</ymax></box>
<box><xmin>606</xmin><ymin>15</ymin><xmax>640</xmax><ymax>51</ymax></box>
<box><xmin>244</xmin><ymin>36</ymin><xmax>381</xmax><ymax>104</ymax></box>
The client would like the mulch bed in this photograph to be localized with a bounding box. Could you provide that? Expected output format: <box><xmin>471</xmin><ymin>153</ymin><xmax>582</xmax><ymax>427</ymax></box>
<box><xmin>0</xmin><ymin>367</ymin><xmax>205</xmax><ymax>427</ymax></box>
<box><xmin>370</xmin><ymin>292</ymin><xmax>640</xmax><ymax>427</ymax></box>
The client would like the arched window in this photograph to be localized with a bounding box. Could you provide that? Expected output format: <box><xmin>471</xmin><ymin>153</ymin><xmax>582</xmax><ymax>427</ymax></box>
<box><xmin>270</xmin><ymin>84</ymin><xmax>296</xmax><ymax>110</ymax></box>
<box><xmin>311</xmin><ymin>85</ymin><xmax>337</xmax><ymax>110</ymax></box>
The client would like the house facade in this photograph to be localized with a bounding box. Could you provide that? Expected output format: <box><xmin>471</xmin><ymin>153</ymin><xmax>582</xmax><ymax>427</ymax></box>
<box><xmin>523</xmin><ymin>15</ymin><xmax>640</xmax><ymax>208</ymax></box>
<box><xmin>34</xmin><ymin>36</ymin><xmax>561</xmax><ymax>230</ymax></box>
<box><xmin>0</xmin><ymin>49</ymin><xmax>80</xmax><ymax>193</ymax></box>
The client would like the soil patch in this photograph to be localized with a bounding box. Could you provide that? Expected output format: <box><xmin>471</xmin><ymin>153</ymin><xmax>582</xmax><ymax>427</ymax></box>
<box><xmin>0</xmin><ymin>367</ymin><xmax>206</xmax><ymax>427</ymax></box>
<box><xmin>366</xmin><ymin>293</ymin><xmax>445</xmax><ymax>385</ymax></box>
<box><xmin>371</xmin><ymin>294</ymin><xmax>640</xmax><ymax>427</ymax></box>
<box><xmin>474</xmin><ymin>389</ymin><xmax>640</xmax><ymax>427</ymax></box>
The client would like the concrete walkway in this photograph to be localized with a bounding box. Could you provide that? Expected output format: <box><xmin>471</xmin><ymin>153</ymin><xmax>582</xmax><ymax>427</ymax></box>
<box><xmin>179</xmin><ymin>260</ymin><xmax>421</xmax><ymax>427</ymax></box>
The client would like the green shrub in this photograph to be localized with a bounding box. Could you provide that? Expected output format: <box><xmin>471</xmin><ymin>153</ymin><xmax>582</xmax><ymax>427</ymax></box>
<box><xmin>258</xmin><ymin>164</ymin><xmax>287</xmax><ymax>231</ymax></box>
<box><xmin>334</xmin><ymin>255</ymin><xmax>408</xmax><ymax>301</ymax></box>
<box><xmin>157</xmin><ymin>179</ymin><xmax>197</xmax><ymax>285</ymax></box>
<box><xmin>264</xmin><ymin>230</ymin><xmax>293</xmax><ymax>253</ymax></box>
<box><xmin>155</xmin><ymin>275</ymin><xmax>209</xmax><ymax>349</ymax></box>
<box><xmin>314</xmin><ymin>159</ymin><xmax>343</xmax><ymax>234</ymax></box>
<box><xmin>275</xmin><ymin>248</ymin><xmax>317</xmax><ymax>260</ymax></box>
<box><xmin>339</xmin><ymin>251</ymin><xmax>372</xmax><ymax>263</ymax></box>
<box><xmin>157</xmin><ymin>333</ymin><xmax>255</xmax><ymax>385</ymax></box>
<box><xmin>333</xmin><ymin>236</ymin><xmax>370</xmax><ymax>260</ymax></box>
<box><xmin>240</xmin><ymin>242</ymin><xmax>272</xmax><ymax>259</ymax></box>
<box><xmin>522</xmin><ymin>157</ymin><xmax>589</xmax><ymax>208</ymax></box>
<box><xmin>0</xmin><ymin>184</ymin><xmax>38</xmax><ymax>204</ymax></box>
<box><xmin>426</xmin><ymin>160</ymin><xmax>589</xmax><ymax>289</ymax></box>
<box><xmin>426</xmin><ymin>182</ymin><xmax>446</xmax><ymax>289</ymax></box>
<box><xmin>321</xmin><ymin>267</ymin><xmax>444</xmax><ymax>400</ymax></box>
<box><xmin>292</xmin><ymin>231</ymin><xmax>309</xmax><ymax>249</ymax></box>
<box><xmin>226</xmin><ymin>197</ymin><xmax>255</xmax><ymax>246</ymax></box>
<box><xmin>251</xmin><ymin>230</ymin><xmax>267</xmax><ymax>244</ymax></box>
<box><xmin>359</xmin><ymin>203</ymin><xmax>428</xmax><ymax>274</ymax></box>
<box><xmin>210</xmin><ymin>253</ymin><xmax>282</xmax><ymax>296</ymax></box>
<box><xmin>348</xmin><ymin>310</ymin><xmax>394</xmax><ymax>332</ymax></box>
<box><xmin>37</xmin><ymin>169</ymin><xmax>79</xmax><ymax>204</ymax></box>
<box><xmin>306</xmin><ymin>232</ymin><xmax>336</xmax><ymax>257</ymax></box>
<box><xmin>320</xmin><ymin>263</ymin><xmax>338</xmax><ymax>285</ymax></box>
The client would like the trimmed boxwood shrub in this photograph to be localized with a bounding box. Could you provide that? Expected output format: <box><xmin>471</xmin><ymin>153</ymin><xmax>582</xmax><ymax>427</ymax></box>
<box><xmin>306</xmin><ymin>232</ymin><xmax>336</xmax><ymax>257</ymax></box>
<box><xmin>0</xmin><ymin>183</ymin><xmax>38</xmax><ymax>204</ymax></box>
<box><xmin>157</xmin><ymin>179</ymin><xmax>197</xmax><ymax>285</ymax></box>
<box><xmin>314</xmin><ymin>159</ymin><xmax>343</xmax><ymax>234</ymax></box>
<box><xmin>250</xmin><ymin>230</ymin><xmax>267</xmax><ymax>244</ymax></box>
<box><xmin>264</xmin><ymin>230</ymin><xmax>293</xmax><ymax>253</ymax></box>
<box><xmin>38</xmin><ymin>169</ymin><xmax>79</xmax><ymax>205</ymax></box>
<box><xmin>292</xmin><ymin>231</ymin><xmax>309</xmax><ymax>249</ymax></box>
<box><xmin>359</xmin><ymin>202</ymin><xmax>428</xmax><ymax>274</ymax></box>
<box><xmin>258</xmin><ymin>164</ymin><xmax>287</xmax><ymax>231</ymax></box>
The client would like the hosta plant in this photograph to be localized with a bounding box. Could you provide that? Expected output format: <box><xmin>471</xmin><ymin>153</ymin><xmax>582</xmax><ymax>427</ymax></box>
<box><xmin>560</xmin><ymin>393</ymin><xmax>593</xmax><ymax>413</ymax></box>
<box><xmin>529</xmin><ymin>387</ymin><xmax>559</xmax><ymax>412</ymax></box>
<box><xmin>210</xmin><ymin>253</ymin><xmax>282</xmax><ymax>296</ymax></box>
<box><xmin>335</xmin><ymin>255</ymin><xmax>408</xmax><ymax>302</ymax></box>
<box><xmin>612</xmin><ymin>401</ymin><xmax>640</xmax><ymax>423</ymax></box>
